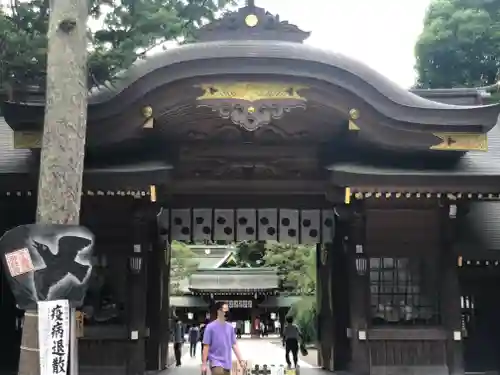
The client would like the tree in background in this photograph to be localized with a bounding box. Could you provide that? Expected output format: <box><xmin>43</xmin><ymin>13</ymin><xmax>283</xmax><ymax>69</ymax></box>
<box><xmin>261</xmin><ymin>241</ymin><xmax>317</xmax><ymax>343</ymax></box>
<box><xmin>415</xmin><ymin>0</ymin><xmax>500</xmax><ymax>88</ymax></box>
<box><xmin>287</xmin><ymin>296</ymin><xmax>317</xmax><ymax>344</ymax></box>
<box><xmin>0</xmin><ymin>0</ymin><xmax>233</xmax><ymax>91</ymax></box>
<box><xmin>170</xmin><ymin>241</ymin><xmax>199</xmax><ymax>295</ymax></box>
<box><xmin>263</xmin><ymin>241</ymin><xmax>316</xmax><ymax>294</ymax></box>
<box><xmin>234</xmin><ymin>241</ymin><xmax>266</xmax><ymax>267</ymax></box>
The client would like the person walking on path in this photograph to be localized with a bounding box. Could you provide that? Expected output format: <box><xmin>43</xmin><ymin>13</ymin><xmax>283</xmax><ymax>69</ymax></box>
<box><xmin>282</xmin><ymin>316</ymin><xmax>301</xmax><ymax>368</ymax></box>
<box><xmin>201</xmin><ymin>301</ymin><xmax>246</xmax><ymax>375</ymax></box>
<box><xmin>188</xmin><ymin>324</ymin><xmax>200</xmax><ymax>357</ymax></box>
<box><xmin>173</xmin><ymin>319</ymin><xmax>185</xmax><ymax>367</ymax></box>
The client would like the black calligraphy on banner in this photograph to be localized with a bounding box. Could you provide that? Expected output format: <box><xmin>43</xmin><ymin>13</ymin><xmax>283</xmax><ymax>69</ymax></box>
<box><xmin>50</xmin><ymin>304</ymin><xmax>66</xmax><ymax>374</ymax></box>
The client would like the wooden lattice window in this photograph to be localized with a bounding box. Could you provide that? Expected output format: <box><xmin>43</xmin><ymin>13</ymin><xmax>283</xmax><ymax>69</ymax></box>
<box><xmin>369</xmin><ymin>257</ymin><xmax>440</xmax><ymax>325</ymax></box>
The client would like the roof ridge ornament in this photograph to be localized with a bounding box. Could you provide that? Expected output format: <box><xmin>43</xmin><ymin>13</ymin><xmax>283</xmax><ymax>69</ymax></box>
<box><xmin>195</xmin><ymin>2</ymin><xmax>310</xmax><ymax>43</ymax></box>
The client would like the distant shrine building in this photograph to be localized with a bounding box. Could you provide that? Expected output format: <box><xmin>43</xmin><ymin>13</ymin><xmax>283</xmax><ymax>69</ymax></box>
<box><xmin>1</xmin><ymin>1</ymin><xmax>500</xmax><ymax>375</ymax></box>
<box><xmin>170</xmin><ymin>245</ymin><xmax>297</xmax><ymax>335</ymax></box>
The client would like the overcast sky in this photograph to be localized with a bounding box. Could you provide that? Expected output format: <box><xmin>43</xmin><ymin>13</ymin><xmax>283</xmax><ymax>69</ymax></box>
<box><xmin>257</xmin><ymin>0</ymin><xmax>432</xmax><ymax>88</ymax></box>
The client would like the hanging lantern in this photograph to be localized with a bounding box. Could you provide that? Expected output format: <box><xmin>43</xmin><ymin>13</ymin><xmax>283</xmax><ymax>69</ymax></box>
<box><xmin>355</xmin><ymin>244</ymin><xmax>367</xmax><ymax>275</ymax></box>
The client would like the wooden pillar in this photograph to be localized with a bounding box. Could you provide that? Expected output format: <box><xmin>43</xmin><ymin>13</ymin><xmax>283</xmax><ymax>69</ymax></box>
<box><xmin>145</xmin><ymin>205</ymin><xmax>161</xmax><ymax>371</ymax></box>
<box><xmin>346</xmin><ymin>211</ymin><xmax>370</xmax><ymax>375</ymax></box>
<box><xmin>316</xmin><ymin>243</ymin><xmax>335</xmax><ymax>371</ymax></box>
<box><xmin>126</xmin><ymin>203</ymin><xmax>150</xmax><ymax>375</ymax></box>
<box><xmin>440</xmin><ymin>203</ymin><xmax>464</xmax><ymax>375</ymax></box>
<box><xmin>331</xmin><ymin>223</ymin><xmax>351</xmax><ymax>371</ymax></box>
<box><xmin>159</xmin><ymin>237</ymin><xmax>172</xmax><ymax>369</ymax></box>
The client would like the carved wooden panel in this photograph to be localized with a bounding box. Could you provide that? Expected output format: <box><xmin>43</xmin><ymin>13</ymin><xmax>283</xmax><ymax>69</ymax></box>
<box><xmin>175</xmin><ymin>143</ymin><xmax>321</xmax><ymax>180</ymax></box>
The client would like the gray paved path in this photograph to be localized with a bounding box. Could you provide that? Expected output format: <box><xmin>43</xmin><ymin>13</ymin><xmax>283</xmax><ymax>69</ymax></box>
<box><xmin>163</xmin><ymin>339</ymin><xmax>327</xmax><ymax>375</ymax></box>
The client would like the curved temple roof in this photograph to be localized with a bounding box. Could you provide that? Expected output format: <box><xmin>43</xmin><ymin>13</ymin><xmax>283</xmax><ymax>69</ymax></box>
<box><xmin>2</xmin><ymin>3</ymin><xmax>500</xmax><ymax>152</ymax></box>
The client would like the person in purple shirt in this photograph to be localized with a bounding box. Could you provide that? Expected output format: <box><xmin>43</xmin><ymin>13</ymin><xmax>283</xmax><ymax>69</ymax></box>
<box><xmin>201</xmin><ymin>301</ymin><xmax>245</xmax><ymax>375</ymax></box>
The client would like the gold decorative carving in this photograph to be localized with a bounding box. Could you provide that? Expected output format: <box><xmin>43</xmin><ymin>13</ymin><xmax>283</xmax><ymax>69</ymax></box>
<box><xmin>13</xmin><ymin>131</ymin><xmax>42</xmax><ymax>149</ymax></box>
<box><xmin>196</xmin><ymin>82</ymin><xmax>307</xmax><ymax>131</ymax></box>
<box><xmin>431</xmin><ymin>133</ymin><xmax>487</xmax><ymax>151</ymax></box>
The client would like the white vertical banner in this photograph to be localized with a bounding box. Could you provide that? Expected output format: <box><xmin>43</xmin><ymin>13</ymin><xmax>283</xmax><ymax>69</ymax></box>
<box><xmin>38</xmin><ymin>300</ymin><xmax>70</xmax><ymax>375</ymax></box>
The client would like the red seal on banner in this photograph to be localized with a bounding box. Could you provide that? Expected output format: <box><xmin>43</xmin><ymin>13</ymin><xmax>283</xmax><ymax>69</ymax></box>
<box><xmin>5</xmin><ymin>248</ymin><xmax>34</xmax><ymax>277</ymax></box>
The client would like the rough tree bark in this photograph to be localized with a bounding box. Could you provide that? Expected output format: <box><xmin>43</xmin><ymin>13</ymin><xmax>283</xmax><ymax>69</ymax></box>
<box><xmin>18</xmin><ymin>1</ymin><xmax>89</xmax><ymax>375</ymax></box>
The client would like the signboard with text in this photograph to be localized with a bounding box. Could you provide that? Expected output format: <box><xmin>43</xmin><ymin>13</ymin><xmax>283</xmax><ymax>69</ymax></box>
<box><xmin>38</xmin><ymin>300</ymin><xmax>70</xmax><ymax>375</ymax></box>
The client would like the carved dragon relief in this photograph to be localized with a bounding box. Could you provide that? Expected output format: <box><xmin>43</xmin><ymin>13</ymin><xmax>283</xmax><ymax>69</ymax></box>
<box><xmin>196</xmin><ymin>82</ymin><xmax>308</xmax><ymax>131</ymax></box>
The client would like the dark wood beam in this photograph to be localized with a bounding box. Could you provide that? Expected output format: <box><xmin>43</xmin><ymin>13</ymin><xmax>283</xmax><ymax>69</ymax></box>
<box><xmin>166</xmin><ymin>179</ymin><xmax>329</xmax><ymax>195</ymax></box>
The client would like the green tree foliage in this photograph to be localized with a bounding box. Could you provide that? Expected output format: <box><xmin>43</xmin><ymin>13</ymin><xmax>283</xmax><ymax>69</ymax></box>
<box><xmin>263</xmin><ymin>241</ymin><xmax>316</xmax><ymax>294</ymax></box>
<box><xmin>234</xmin><ymin>241</ymin><xmax>266</xmax><ymax>267</ymax></box>
<box><xmin>0</xmin><ymin>0</ymin><xmax>233</xmax><ymax>89</ymax></box>
<box><xmin>415</xmin><ymin>0</ymin><xmax>500</xmax><ymax>88</ymax></box>
<box><xmin>170</xmin><ymin>240</ymin><xmax>199</xmax><ymax>295</ymax></box>
<box><xmin>287</xmin><ymin>296</ymin><xmax>317</xmax><ymax>344</ymax></box>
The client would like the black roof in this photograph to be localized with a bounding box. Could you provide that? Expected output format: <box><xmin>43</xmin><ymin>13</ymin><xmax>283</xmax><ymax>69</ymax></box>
<box><xmin>328</xmin><ymin>124</ymin><xmax>500</xmax><ymax>192</ymax></box>
<box><xmin>0</xmin><ymin>117</ymin><xmax>172</xmax><ymax>190</ymax></box>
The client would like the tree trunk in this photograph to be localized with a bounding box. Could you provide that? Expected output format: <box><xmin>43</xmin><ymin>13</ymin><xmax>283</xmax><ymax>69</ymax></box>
<box><xmin>18</xmin><ymin>1</ymin><xmax>89</xmax><ymax>374</ymax></box>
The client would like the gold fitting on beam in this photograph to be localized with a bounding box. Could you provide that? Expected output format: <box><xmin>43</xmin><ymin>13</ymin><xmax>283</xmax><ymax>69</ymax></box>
<box><xmin>345</xmin><ymin>187</ymin><xmax>351</xmax><ymax>204</ymax></box>
<box><xmin>142</xmin><ymin>106</ymin><xmax>154</xmax><ymax>128</ymax></box>
<box><xmin>150</xmin><ymin>185</ymin><xmax>157</xmax><ymax>202</ymax></box>
<box><xmin>349</xmin><ymin>108</ymin><xmax>360</xmax><ymax>120</ymax></box>
<box><xmin>431</xmin><ymin>133</ymin><xmax>487</xmax><ymax>152</ymax></box>
<box><xmin>142</xmin><ymin>106</ymin><xmax>153</xmax><ymax>119</ymax></box>
<box><xmin>348</xmin><ymin>120</ymin><xmax>360</xmax><ymax>131</ymax></box>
